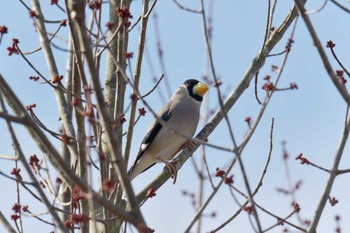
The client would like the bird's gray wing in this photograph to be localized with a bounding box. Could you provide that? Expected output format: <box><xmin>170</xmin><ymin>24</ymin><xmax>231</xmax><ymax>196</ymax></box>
<box><xmin>128</xmin><ymin>107</ymin><xmax>172</xmax><ymax>174</ymax></box>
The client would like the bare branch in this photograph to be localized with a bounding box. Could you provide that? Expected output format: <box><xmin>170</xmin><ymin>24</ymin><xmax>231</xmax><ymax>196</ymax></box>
<box><xmin>172</xmin><ymin>0</ymin><xmax>202</xmax><ymax>13</ymax></box>
<box><xmin>0</xmin><ymin>211</ymin><xmax>16</xmax><ymax>233</ymax></box>
<box><xmin>22</xmin><ymin>22</ymin><xmax>66</xmax><ymax>55</ymax></box>
<box><xmin>0</xmin><ymin>112</ymin><xmax>28</xmax><ymax>124</ymax></box>
<box><xmin>330</xmin><ymin>0</ymin><xmax>350</xmax><ymax>14</ymax></box>
<box><xmin>30</xmin><ymin>0</ymin><xmax>78</xmax><ymax>160</ymax></box>
<box><xmin>138</xmin><ymin>74</ymin><xmax>164</xmax><ymax>99</ymax></box>
<box><xmin>305</xmin><ymin>0</ymin><xmax>328</xmax><ymax>14</ymax></box>
<box><xmin>124</xmin><ymin>0</ymin><xmax>154</xmax><ymax>170</ymax></box>
<box><xmin>328</xmin><ymin>44</ymin><xmax>350</xmax><ymax>79</ymax></box>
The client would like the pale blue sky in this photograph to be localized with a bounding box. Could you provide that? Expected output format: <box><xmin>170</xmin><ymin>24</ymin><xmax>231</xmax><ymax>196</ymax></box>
<box><xmin>1</xmin><ymin>1</ymin><xmax>350</xmax><ymax>232</ymax></box>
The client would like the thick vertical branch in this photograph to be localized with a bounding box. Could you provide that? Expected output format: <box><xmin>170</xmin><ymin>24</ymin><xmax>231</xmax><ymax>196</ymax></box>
<box><xmin>62</xmin><ymin>3</ymin><xmax>92</xmax><ymax>231</ymax></box>
<box><xmin>112</xmin><ymin>0</ymin><xmax>132</xmax><ymax>215</ymax></box>
<box><xmin>30</xmin><ymin>0</ymin><xmax>78</xmax><ymax>160</ymax></box>
<box><xmin>124</xmin><ymin>0</ymin><xmax>151</xmax><ymax>169</ymax></box>
<box><xmin>67</xmin><ymin>0</ymin><xmax>147</xmax><ymax>228</ymax></box>
<box><xmin>73</xmin><ymin>51</ymin><xmax>90</xmax><ymax>233</ymax></box>
<box><xmin>59</xmin><ymin>35</ymin><xmax>75</xmax><ymax>224</ymax></box>
<box><xmin>112</xmin><ymin>1</ymin><xmax>133</xmax><ymax>231</ymax></box>
<box><xmin>100</xmin><ymin>3</ymin><xmax>121</xmax><ymax>230</ymax></box>
<box><xmin>104</xmin><ymin>0</ymin><xmax>121</xmax><ymax>116</ymax></box>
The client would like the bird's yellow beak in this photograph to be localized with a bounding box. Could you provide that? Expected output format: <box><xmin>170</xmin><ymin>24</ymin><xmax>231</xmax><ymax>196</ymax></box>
<box><xmin>193</xmin><ymin>82</ymin><xmax>209</xmax><ymax>97</ymax></box>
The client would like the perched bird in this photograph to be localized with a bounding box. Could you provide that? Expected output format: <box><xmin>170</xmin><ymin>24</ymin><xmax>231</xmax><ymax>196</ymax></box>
<box><xmin>128</xmin><ymin>79</ymin><xmax>209</xmax><ymax>183</ymax></box>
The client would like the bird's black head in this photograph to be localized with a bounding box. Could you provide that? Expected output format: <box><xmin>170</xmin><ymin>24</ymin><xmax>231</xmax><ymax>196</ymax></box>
<box><xmin>183</xmin><ymin>79</ymin><xmax>209</xmax><ymax>102</ymax></box>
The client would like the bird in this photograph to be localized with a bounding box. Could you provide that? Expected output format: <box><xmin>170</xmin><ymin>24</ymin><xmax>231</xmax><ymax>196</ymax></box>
<box><xmin>128</xmin><ymin>79</ymin><xmax>209</xmax><ymax>183</ymax></box>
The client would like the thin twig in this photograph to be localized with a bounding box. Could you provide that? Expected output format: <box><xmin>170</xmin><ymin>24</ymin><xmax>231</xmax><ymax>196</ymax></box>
<box><xmin>145</xmin><ymin>0</ymin><xmax>158</xmax><ymax>18</ymax></box>
<box><xmin>330</xmin><ymin>0</ymin><xmax>350</xmax><ymax>14</ymax></box>
<box><xmin>25</xmin><ymin>210</ymin><xmax>56</xmax><ymax>226</ymax></box>
<box><xmin>138</xmin><ymin>74</ymin><xmax>164</xmax><ymax>99</ymax></box>
<box><xmin>53</xmin><ymin>2</ymin><xmax>66</xmax><ymax>13</ymax></box>
<box><xmin>22</xmin><ymin>23</ymin><xmax>66</xmax><ymax>55</ymax></box>
<box><xmin>15</xmin><ymin>45</ymin><xmax>57</xmax><ymax>89</ymax></box>
<box><xmin>270</xmin><ymin>0</ymin><xmax>278</xmax><ymax>30</ymax></box>
<box><xmin>329</xmin><ymin>45</ymin><xmax>350</xmax><ymax>79</ymax></box>
<box><xmin>267</xmin><ymin>50</ymin><xmax>287</xmax><ymax>57</ymax></box>
<box><xmin>305</xmin><ymin>0</ymin><xmax>328</xmax><ymax>14</ymax></box>
<box><xmin>258</xmin><ymin>0</ymin><xmax>273</xmax><ymax>61</ymax></box>
<box><xmin>18</xmin><ymin>0</ymin><xmax>32</xmax><ymax>11</ymax></box>
<box><xmin>300</xmin><ymin>160</ymin><xmax>331</xmax><ymax>173</ymax></box>
<box><xmin>96</xmin><ymin>22</ymin><xmax>123</xmax><ymax>58</ymax></box>
<box><xmin>259</xmin><ymin>208</ymin><xmax>305</xmax><ymax>232</ymax></box>
<box><xmin>128</xmin><ymin>15</ymin><xmax>141</xmax><ymax>32</ymax></box>
<box><xmin>254</xmin><ymin>72</ymin><xmax>262</xmax><ymax>104</ymax></box>
<box><xmin>172</xmin><ymin>0</ymin><xmax>202</xmax><ymax>13</ymax></box>
<box><xmin>124</xmin><ymin>0</ymin><xmax>153</xmax><ymax>170</ymax></box>
<box><xmin>337</xmin><ymin>168</ymin><xmax>350</xmax><ymax>174</ymax></box>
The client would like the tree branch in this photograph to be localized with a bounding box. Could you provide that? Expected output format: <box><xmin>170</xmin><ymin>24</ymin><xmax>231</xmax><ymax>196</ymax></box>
<box><xmin>124</xmin><ymin>0</ymin><xmax>152</xmax><ymax>169</ymax></box>
<box><xmin>0</xmin><ymin>211</ymin><xmax>16</xmax><ymax>233</ymax></box>
<box><xmin>30</xmin><ymin>0</ymin><xmax>78</xmax><ymax>159</ymax></box>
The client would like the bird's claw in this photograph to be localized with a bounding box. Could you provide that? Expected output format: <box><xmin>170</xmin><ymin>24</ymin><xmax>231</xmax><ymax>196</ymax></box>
<box><xmin>165</xmin><ymin>161</ymin><xmax>178</xmax><ymax>184</ymax></box>
<box><xmin>157</xmin><ymin>157</ymin><xmax>178</xmax><ymax>184</ymax></box>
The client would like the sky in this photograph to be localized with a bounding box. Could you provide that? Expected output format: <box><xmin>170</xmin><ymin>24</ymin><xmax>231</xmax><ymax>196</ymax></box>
<box><xmin>1</xmin><ymin>0</ymin><xmax>350</xmax><ymax>233</ymax></box>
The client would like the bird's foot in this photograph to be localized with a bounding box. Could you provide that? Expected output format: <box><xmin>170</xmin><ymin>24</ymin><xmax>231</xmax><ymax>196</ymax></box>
<box><xmin>158</xmin><ymin>158</ymin><xmax>178</xmax><ymax>184</ymax></box>
<box><xmin>165</xmin><ymin>161</ymin><xmax>178</xmax><ymax>184</ymax></box>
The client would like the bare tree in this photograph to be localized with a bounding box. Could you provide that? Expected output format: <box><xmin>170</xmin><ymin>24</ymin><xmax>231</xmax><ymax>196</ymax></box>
<box><xmin>1</xmin><ymin>0</ymin><xmax>350</xmax><ymax>232</ymax></box>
